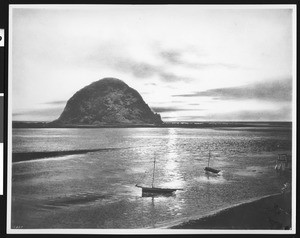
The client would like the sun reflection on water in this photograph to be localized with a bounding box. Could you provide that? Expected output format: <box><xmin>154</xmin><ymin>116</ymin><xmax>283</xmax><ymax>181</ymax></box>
<box><xmin>160</xmin><ymin>128</ymin><xmax>186</xmax><ymax>189</ymax></box>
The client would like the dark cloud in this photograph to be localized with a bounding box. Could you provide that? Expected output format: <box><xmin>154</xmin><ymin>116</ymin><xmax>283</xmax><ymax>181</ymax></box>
<box><xmin>86</xmin><ymin>46</ymin><xmax>162</xmax><ymax>79</ymax></box>
<box><xmin>168</xmin><ymin>115</ymin><xmax>207</xmax><ymax>121</ymax></box>
<box><xmin>112</xmin><ymin>56</ymin><xmax>192</xmax><ymax>82</ymax></box>
<box><xmin>202</xmin><ymin>106</ymin><xmax>292</xmax><ymax>121</ymax></box>
<box><xmin>159</xmin><ymin>72</ymin><xmax>191</xmax><ymax>82</ymax></box>
<box><xmin>91</xmin><ymin>45</ymin><xmax>240</xmax><ymax>83</ymax></box>
<box><xmin>160</xmin><ymin>116</ymin><xmax>175</xmax><ymax>120</ymax></box>
<box><xmin>164</xmin><ymin>106</ymin><xmax>291</xmax><ymax>121</ymax></box>
<box><xmin>160</xmin><ymin>50</ymin><xmax>182</xmax><ymax>64</ymax></box>
<box><xmin>43</xmin><ymin>100</ymin><xmax>66</xmax><ymax>105</ymax></box>
<box><xmin>114</xmin><ymin>59</ymin><xmax>158</xmax><ymax>78</ymax></box>
<box><xmin>151</xmin><ymin>106</ymin><xmax>205</xmax><ymax>113</ymax></box>
<box><xmin>173</xmin><ymin>93</ymin><xmax>194</xmax><ymax>97</ymax></box>
<box><xmin>173</xmin><ymin>79</ymin><xmax>292</xmax><ymax>102</ymax></box>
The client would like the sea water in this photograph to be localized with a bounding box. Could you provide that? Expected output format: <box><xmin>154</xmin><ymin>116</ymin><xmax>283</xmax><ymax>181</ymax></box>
<box><xmin>11</xmin><ymin>126</ymin><xmax>292</xmax><ymax>229</ymax></box>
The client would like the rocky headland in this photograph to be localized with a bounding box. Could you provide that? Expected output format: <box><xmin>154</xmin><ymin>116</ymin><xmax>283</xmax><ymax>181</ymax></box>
<box><xmin>50</xmin><ymin>78</ymin><xmax>162</xmax><ymax>126</ymax></box>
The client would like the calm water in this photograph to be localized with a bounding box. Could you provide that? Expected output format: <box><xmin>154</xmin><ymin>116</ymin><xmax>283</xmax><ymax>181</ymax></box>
<box><xmin>11</xmin><ymin>127</ymin><xmax>292</xmax><ymax>228</ymax></box>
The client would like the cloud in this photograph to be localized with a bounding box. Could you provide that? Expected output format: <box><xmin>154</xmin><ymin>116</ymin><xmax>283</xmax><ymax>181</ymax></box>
<box><xmin>86</xmin><ymin>42</ymin><xmax>241</xmax><ymax>84</ymax></box>
<box><xmin>160</xmin><ymin>50</ymin><xmax>182</xmax><ymax>64</ymax></box>
<box><xmin>151</xmin><ymin>106</ymin><xmax>205</xmax><ymax>113</ymax></box>
<box><xmin>114</xmin><ymin>59</ymin><xmax>159</xmax><ymax>78</ymax></box>
<box><xmin>86</xmin><ymin>45</ymin><xmax>190</xmax><ymax>82</ymax></box>
<box><xmin>43</xmin><ymin>100</ymin><xmax>67</xmax><ymax>105</ymax></box>
<box><xmin>202</xmin><ymin>106</ymin><xmax>292</xmax><ymax>121</ymax></box>
<box><xmin>159</xmin><ymin>49</ymin><xmax>240</xmax><ymax>69</ymax></box>
<box><xmin>13</xmin><ymin>107</ymin><xmax>64</xmax><ymax>121</ymax></box>
<box><xmin>105</xmin><ymin>46</ymin><xmax>241</xmax><ymax>83</ymax></box>
<box><xmin>196</xmin><ymin>63</ymin><xmax>239</xmax><ymax>69</ymax></box>
<box><xmin>173</xmin><ymin>79</ymin><xmax>292</xmax><ymax>102</ymax></box>
<box><xmin>159</xmin><ymin>72</ymin><xmax>191</xmax><ymax>82</ymax></box>
<box><xmin>163</xmin><ymin>105</ymin><xmax>291</xmax><ymax>121</ymax></box>
<box><xmin>145</xmin><ymin>83</ymin><xmax>157</xmax><ymax>86</ymax></box>
<box><xmin>108</xmin><ymin>55</ymin><xmax>192</xmax><ymax>82</ymax></box>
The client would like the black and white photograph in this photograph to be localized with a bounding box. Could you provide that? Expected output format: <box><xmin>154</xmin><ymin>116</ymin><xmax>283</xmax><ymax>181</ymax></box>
<box><xmin>7</xmin><ymin>4</ymin><xmax>296</xmax><ymax>234</ymax></box>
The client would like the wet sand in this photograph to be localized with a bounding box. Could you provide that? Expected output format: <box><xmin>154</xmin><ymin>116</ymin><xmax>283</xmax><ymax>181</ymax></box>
<box><xmin>171</xmin><ymin>192</ymin><xmax>291</xmax><ymax>230</ymax></box>
<box><xmin>12</xmin><ymin>147</ymin><xmax>137</xmax><ymax>163</ymax></box>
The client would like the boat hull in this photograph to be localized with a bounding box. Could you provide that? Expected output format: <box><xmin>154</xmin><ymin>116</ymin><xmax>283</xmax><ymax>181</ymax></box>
<box><xmin>136</xmin><ymin>185</ymin><xmax>178</xmax><ymax>193</ymax></box>
<box><xmin>142</xmin><ymin>187</ymin><xmax>177</xmax><ymax>193</ymax></box>
<box><xmin>204</xmin><ymin>167</ymin><xmax>221</xmax><ymax>174</ymax></box>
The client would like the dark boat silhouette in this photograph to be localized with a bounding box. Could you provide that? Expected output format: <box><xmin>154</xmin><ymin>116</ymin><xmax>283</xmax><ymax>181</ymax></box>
<box><xmin>204</xmin><ymin>151</ymin><xmax>221</xmax><ymax>174</ymax></box>
<box><xmin>136</xmin><ymin>156</ymin><xmax>182</xmax><ymax>194</ymax></box>
<box><xmin>135</xmin><ymin>185</ymin><xmax>179</xmax><ymax>193</ymax></box>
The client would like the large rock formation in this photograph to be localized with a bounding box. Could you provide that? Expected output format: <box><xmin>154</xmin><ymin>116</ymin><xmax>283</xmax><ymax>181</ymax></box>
<box><xmin>52</xmin><ymin>78</ymin><xmax>162</xmax><ymax>125</ymax></box>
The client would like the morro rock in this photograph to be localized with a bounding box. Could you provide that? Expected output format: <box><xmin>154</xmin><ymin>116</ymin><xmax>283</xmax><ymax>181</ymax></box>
<box><xmin>52</xmin><ymin>78</ymin><xmax>162</xmax><ymax>125</ymax></box>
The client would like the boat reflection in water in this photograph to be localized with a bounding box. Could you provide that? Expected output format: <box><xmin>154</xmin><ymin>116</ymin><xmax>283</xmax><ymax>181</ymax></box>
<box><xmin>141</xmin><ymin>191</ymin><xmax>176</xmax><ymax>198</ymax></box>
<box><xmin>136</xmin><ymin>184</ymin><xmax>179</xmax><ymax>194</ymax></box>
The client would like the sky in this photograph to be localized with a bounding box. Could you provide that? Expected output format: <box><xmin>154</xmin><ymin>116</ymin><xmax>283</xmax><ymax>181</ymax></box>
<box><xmin>10</xmin><ymin>5</ymin><xmax>295</xmax><ymax>122</ymax></box>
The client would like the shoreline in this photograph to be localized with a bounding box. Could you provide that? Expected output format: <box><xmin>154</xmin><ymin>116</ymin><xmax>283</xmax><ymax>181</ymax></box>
<box><xmin>12</xmin><ymin>121</ymin><xmax>291</xmax><ymax>129</ymax></box>
<box><xmin>157</xmin><ymin>192</ymin><xmax>291</xmax><ymax>230</ymax></box>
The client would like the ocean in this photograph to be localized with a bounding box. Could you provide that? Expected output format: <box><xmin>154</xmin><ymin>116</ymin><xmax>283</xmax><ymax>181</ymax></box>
<box><xmin>11</xmin><ymin>124</ymin><xmax>292</xmax><ymax>229</ymax></box>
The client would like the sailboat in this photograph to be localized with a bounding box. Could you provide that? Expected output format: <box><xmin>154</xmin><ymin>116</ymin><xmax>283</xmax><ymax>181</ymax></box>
<box><xmin>136</xmin><ymin>156</ymin><xmax>182</xmax><ymax>194</ymax></box>
<box><xmin>204</xmin><ymin>151</ymin><xmax>221</xmax><ymax>174</ymax></box>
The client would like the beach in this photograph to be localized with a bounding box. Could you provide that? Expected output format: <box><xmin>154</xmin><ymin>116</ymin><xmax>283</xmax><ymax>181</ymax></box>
<box><xmin>171</xmin><ymin>191</ymin><xmax>291</xmax><ymax>230</ymax></box>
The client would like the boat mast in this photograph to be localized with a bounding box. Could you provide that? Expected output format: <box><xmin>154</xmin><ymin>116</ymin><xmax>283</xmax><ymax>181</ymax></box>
<box><xmin>208</xmin><ymin>150</ymin><xmax>210</xmax><ymax>167</ymax></box>
<box><xmin>152</xmin><ymin>156</ymin><xmax>156</xmax><ymax>188</ymax></box>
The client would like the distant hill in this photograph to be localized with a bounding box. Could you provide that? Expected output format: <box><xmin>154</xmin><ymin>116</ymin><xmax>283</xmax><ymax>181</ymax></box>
<box><xmin>51</xmin><ymin>78</ymin><xmax>163</xmax><ymax>126</ymax></box>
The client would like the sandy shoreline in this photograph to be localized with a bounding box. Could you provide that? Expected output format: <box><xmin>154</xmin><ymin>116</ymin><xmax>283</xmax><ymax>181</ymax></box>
<box><xmin>165</xmin><ymin>191</ymin><xmax>291</xmax><ymax>230</ymax></box>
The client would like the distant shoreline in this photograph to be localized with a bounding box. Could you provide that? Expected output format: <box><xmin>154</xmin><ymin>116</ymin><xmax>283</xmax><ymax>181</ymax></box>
<box><xmin>12</xmin><ymin>121</ymin><xmax>292</xmax><ymax>129</ymax></box>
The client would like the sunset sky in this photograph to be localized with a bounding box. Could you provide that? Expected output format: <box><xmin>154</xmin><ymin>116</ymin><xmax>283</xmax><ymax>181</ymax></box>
<box><xmin>10</xmin><ymin>5</ymin><xmax>295</xmax><ymax>122</ymax></box>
